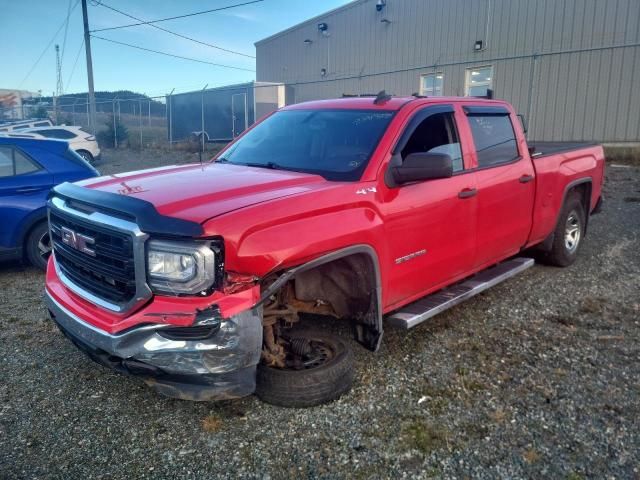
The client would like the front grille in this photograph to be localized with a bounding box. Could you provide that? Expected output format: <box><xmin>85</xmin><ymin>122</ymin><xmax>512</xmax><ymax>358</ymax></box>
<box><xmin>50</xmin><ymin>210</ymin><xmax>137</xmax><ymax>304</ymax></box>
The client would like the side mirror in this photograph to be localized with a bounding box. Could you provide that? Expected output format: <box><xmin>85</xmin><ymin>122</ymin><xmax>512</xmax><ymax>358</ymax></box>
<box><xmin>391</xmin><ymin>152</ymin><xmax>453</xmax><ymax>185</ymax></box>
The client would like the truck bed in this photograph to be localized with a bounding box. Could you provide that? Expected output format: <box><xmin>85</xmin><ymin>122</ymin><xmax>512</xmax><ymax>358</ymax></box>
<box><xmin>530</xmin><ymin>142</ymin><xmax>598</xmax><ymax>158</ymax></box>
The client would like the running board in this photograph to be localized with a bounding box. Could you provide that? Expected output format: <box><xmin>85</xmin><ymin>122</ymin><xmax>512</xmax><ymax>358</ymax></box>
<box><xmin>387</xmin><ymin>257</ymin><xmax>534</xmax><ymax>329</ymax></box>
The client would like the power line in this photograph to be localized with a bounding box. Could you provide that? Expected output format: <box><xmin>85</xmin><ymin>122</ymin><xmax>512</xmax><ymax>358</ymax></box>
<box><xmin>94</xmin><ymin>1</ymin><xmax>255</xmax><ymax>59</ymax></box>
<box><xmin>66</xmin><ymin>38</ymin><xmax>85</xmax><ymax>88</ymax></box>
<box><xmin>18</xmin><ymin>0</ymin><xmax>80</xmax><ymax>88</ymax></box>
<box><xmin>90</xmin><ymin>35</ymin><xmax>255</xmax><ymax>72</ymax></box>
<box><xmin>91</xmin><ymin>0</ymin><xmax>264</xmax><ymax>32</ymax></box>
<box><xmin>60</xmin><ymin>0</ymin><xmax>73</xmax><ymax>62</ymax></box>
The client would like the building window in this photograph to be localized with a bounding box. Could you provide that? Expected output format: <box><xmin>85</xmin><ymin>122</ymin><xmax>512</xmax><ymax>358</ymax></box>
<box><xmin>465</xmin><ymin>66</ymin><xmax>493</xmax><ymax>97</ymax></box>
<box><xmin>419</xmin><ymin>73</ymin><xmax>444</xmax><ymax>96</ymax></box>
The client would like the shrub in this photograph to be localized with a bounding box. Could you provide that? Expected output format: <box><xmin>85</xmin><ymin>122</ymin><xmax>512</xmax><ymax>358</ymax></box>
<box><xmin>97</xmin><ymin>115</ymin><xmax>128</xmax><ymax>148</ymax></box>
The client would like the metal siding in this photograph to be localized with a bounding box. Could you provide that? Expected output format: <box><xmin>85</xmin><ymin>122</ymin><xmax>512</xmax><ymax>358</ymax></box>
<box><xmin>256</xmin><ymin>0</ymin><xmax>640</xmax><ymax>141</ymax></box>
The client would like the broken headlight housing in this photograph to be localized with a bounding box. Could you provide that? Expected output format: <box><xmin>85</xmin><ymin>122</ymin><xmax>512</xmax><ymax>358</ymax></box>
<box><xmin>146</xmin><ymin>239</ymin><xmax>217</xmax><ymax>295</ymax></box>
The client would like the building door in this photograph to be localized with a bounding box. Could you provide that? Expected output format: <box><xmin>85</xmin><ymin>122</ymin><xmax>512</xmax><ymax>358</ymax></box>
<box><xmin>232</xmin><ymin>93</ymin><xmax>248</xmax><ymax>138</ymax></box>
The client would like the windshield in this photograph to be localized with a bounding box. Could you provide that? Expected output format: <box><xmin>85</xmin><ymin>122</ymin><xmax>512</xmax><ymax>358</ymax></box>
<box><xmin>217</xmin><ymin>109</ymin><xmax>394</xmax><ymax>181</ymax></box>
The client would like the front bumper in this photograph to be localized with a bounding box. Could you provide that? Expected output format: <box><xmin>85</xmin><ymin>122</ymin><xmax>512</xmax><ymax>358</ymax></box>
<box><xmin>45</xmin><ymin>291</ymin><xmax>262</xmax><ymax>401</ymax></box>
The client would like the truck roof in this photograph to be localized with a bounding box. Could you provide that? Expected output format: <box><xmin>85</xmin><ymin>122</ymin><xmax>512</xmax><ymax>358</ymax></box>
<box><xmin>283</xmin><ymin>96</ymin><xmax>511</xmax><ymax>111</ymax></box>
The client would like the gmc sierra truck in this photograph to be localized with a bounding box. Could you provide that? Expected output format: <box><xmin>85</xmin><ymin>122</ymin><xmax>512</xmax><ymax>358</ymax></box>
<box><xmin>44</xmin><ymin>94</ymin><xmax>604</xmax><ymax>407</ymax></box>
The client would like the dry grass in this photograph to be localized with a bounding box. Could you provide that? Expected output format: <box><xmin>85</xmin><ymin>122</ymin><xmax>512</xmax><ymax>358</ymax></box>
<box><xmin>202</xmin><ymin>414</ymin><xmax>224</xmax><ymax>433</ymax></box>
<box><xmin>604</xmin><ymin>146</ymin><xmax>640</xmax><ymax>166</ymax></box>
<box><xmin>403</xmin><ymin>420</ymin><xmax>451</xmax><ymax>454</ymax></box>
<box><xmin>522</xmin><ymin>448</ymin><xmax>541</xmax><ymax>464</ymax></box>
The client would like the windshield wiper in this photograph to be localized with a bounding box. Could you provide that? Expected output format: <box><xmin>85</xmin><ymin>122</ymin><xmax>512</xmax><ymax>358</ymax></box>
<box><xmin>240</xmin><ymin>161</ymin><xmax>282</xmax><ymax>170</ymax></box>
<box><xmin>215</xmin><ymin>157</ymin><xmax>229</xmax><ymax>163</ymax></box>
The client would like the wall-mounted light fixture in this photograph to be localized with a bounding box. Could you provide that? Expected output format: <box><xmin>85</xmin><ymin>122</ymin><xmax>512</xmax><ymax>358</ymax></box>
<box><xmin>303</xmin><ymin>39</ymin><xmax>313</xmax><ymax>45</ymax></box>
<box><xmin>474</xmin><ymin>40</ymin><xmax>484</xmax><ymax>51</ymax></box>
<box><xmin>318</xmin><ymin>22</ymin><xmax>328</xmax><ymax>32</ymax></box>
<box><xmin>380</xmin><ymin>18</ymin><xmax>391</xmax><ymax>25</ymax></box>
<box><xmin>376</xmin><ymin>0</ymin><xmax>386</xmax><ymax>12</ymax></box>
<box><xmin>320</xmin><ymin>68</ymin><xmax>327</xmax><ymax>77</ymax></box>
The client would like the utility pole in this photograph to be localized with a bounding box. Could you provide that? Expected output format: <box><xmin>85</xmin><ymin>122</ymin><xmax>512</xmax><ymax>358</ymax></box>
<box><xmin>81</xmin><ymin>0</ymin><xmax>97</xmax><ymax>133</ymax></box>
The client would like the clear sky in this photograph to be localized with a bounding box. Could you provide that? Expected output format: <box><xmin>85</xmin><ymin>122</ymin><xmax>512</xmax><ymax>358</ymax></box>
<box><xmin>1</xmin><ymin>0</ymin><xmax>351</xmax><ymax>98</ymax></box>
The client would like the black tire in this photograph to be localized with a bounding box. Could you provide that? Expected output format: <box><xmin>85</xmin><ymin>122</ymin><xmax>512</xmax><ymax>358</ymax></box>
<box><xmin>544</xmin><ymin>192</ymin><xmax>586</xmax><ymax>267</ymax></box>
<box><xmin>25</xmin><ymin>222</ymin><xmax>51</xmax><ymax>270</ymax></box>
<box><xmin>255</xmin><ymin>331</ymin><xmax>354</xmax><ymax>408</ymax></box>
<box><xmin>77</xmin><ymin>150</ymin><xmax>94</xmax><ymax>164</ymax></box>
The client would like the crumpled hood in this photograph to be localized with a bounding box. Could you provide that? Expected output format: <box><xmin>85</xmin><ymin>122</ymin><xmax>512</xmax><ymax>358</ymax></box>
<box><xmin>77</xmin><ymin>162</ymin><xmax>327</xmax><ymax>223</ymax></box>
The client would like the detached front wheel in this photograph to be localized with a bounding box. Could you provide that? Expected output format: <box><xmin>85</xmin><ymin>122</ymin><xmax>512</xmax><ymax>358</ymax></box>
<box><xmin>255</xmin><ymin>331</ymin><xmax>354</xmax><ymax>408</ymax></box>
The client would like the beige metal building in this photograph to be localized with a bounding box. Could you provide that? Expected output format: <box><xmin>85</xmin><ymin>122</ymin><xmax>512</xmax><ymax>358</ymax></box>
<box><xmin>255</xmin><ymin>0</ymin><xmax>640</xmax><ymax>142</ymax></box>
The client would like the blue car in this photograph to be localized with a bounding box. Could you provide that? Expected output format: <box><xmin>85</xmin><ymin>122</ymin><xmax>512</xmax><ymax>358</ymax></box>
<box><xmin>0</xmin><ymin>136</ymin><xmax>99</xmax><ymax>269</ymax></box>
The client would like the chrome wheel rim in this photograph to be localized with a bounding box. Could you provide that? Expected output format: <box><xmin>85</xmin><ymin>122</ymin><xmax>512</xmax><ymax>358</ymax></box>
<box><xmin>37</xmin><ymin>231</ymin><xmax>52</xmax><ymax>260</ymax></box>
<box><xmin>564</xmin><ymin>211</ymin><xmax>581</xmax><ymax>253</ymax></box>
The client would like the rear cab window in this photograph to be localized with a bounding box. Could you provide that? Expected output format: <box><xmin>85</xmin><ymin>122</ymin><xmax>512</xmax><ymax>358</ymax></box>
<box><xmin>464</xmin><ymin>106</ymin><xmax>519</xmax><ymax>168</ymax></box>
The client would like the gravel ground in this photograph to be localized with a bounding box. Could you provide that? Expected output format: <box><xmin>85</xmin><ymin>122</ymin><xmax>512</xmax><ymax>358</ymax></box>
<box><xmin>1</xmin><ymin>150</ymin><xmax>639</xmax><ymax>479</ymax></box>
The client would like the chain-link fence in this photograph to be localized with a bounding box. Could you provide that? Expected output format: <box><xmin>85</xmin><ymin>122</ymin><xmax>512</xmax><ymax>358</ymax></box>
<box><xmin>1</xmin><ymin>95</ymin><xmax>168</xmax><ymax>151</ymax></box>
<box><xmin>0</xmin><ymin>82</ymin><xmax>288</xmax><ymax>152</ymax></box>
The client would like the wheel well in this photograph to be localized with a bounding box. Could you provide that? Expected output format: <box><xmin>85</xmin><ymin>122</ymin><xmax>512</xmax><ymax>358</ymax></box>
<box><xmin>21</xmin><ymin>217</ymin><xmax>47</xmax><ymax>251</ymax></box>
<box><xmin>567</xmin><ymin>181</ymin><xmax>592</xmax><ymax>233</ymax></box>
<box><xmin>260</xmin><ymin>247</ymin><xmax>383</xmax><ymax>353</ymax></box>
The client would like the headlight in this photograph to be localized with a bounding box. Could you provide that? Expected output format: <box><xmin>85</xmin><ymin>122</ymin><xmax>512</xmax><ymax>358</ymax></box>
<box><xmin>146</xmin><ymin>240</ymin><xmax>216</xmax><ymax>295</ymax></box>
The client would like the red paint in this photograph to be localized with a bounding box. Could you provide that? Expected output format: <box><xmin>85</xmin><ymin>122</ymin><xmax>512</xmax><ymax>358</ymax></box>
<box><xmin>49</xmin><ymin>97</ymin><xmax>605</xmax><ymax>333</ymax></box>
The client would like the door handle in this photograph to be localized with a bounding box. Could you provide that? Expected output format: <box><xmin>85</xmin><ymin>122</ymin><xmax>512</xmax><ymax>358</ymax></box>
<box><xmin>519</xmin><ymin>174</ymin><xmax>535</xmax><ymax>184</ymax></box>
<box><xmin>458</xmin><ymin>187</ymin><xmax>477</xmax><ymax>199</ymax></box>
<box><xmin>16</xmin><ymin>187</ymin><xmax>43</xmax><ymax>193</ymax></box>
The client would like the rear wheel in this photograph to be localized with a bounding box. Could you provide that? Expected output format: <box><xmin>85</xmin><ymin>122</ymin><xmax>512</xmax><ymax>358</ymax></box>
<box><xmin>77</xmin><ymin>150</ymin><xmax>94</xmax><ymax>164</ymax></box>
<box><xmin>255</xmin><ymin>330</ymin><xmax>354</xmax><ymax>408</ymax></box>
<box><xmin>545</xmin><ymin>192</ymin><xmax>585</xmax><ymax>267</ymax></box>
<box><xmin>26</xmin><ymin>222</ymin><xmax>51</xmax><ymax>270</ymax></box>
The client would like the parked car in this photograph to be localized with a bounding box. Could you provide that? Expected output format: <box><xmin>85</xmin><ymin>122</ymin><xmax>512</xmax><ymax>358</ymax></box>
<box><xmin>22</xmin><ymin>126</ymin><xmax>100</xmax><ymax>163</ymax></box>
<box><xmin>44</xmin><ymin>95</ymin><xmax>604</xmax><ymax>407</ymax></box>
<box><xmin>0</xmin><ymin>136</ymin><xmax>99</xmax><ymax>269</ymax></box>
<box><xmin>0</xmin><ymin>118</ymin><xmax>53</xmax><ymax>133</ymax></box>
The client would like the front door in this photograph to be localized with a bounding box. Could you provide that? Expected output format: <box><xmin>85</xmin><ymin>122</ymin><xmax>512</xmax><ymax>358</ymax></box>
<box><xmin>232</xmin><ymin>93</ymin><xmax>248</xmax><ymax>138</ymax></box>
<box><xmin>382</xmin><ymin>105</ymin><xmax>477</xmax><ymax>308</ymax></box>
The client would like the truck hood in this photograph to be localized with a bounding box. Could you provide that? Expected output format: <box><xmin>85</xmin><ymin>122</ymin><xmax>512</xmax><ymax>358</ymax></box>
<box><xmin>77</xmin><ymin>163</ymin><xmax>327</xmax><ymax>223</ymax></box>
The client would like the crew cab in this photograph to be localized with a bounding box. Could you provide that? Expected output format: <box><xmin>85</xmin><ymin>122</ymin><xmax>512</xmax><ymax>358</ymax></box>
<box><xmin>44</xmin><ymin>95</ymin><xmax>604</xmax><ymax>407</ymax></box>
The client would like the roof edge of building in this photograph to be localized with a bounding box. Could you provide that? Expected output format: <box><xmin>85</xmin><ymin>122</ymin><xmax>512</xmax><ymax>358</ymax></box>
<box><xmin>254</xmin><ymin>0</ymin><xmax>366</xmax><ymax>47</ymax></box>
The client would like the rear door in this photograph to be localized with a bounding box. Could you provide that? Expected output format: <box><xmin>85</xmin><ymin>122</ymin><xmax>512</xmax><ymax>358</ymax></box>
<box><xmin>0</xmin><ymin>145</ymin><xmax>54</xmax><ymax>248</ymax></box>
<box><xmin>462</xmin><ymin>106</ymin><xmax>535</xmax><ymax>268</ymax></box>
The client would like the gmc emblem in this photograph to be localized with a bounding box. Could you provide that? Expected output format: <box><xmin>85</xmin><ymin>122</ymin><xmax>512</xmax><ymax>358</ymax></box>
<box><xmin>60</xmin><ymin>226</ymin><xmax>96</xmax><ymax>257</ymax></box>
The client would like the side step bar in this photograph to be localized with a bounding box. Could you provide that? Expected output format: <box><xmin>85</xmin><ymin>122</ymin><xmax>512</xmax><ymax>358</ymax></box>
<box><xmin>387</xmin><ymin>257</ymin><xmax>534</xmax><ymax>329</ymax></box>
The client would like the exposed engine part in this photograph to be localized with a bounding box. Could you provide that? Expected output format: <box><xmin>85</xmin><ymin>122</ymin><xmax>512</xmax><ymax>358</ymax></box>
<box><xmin>260</xmin><ymin>254</ymin><xmax>378</xmax><ymax>367</ymax></box>
<box><xmin>289</xmin><ymin>337</ymin><xmax>312</xmax><ymax>357</ymax></box>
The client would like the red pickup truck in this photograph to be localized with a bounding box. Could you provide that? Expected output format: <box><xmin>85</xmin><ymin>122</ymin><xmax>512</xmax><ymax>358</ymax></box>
<box><xmin>44</xmin><ymin>94</ymin><xmax>604</xmax><ymax>406</ymax></box>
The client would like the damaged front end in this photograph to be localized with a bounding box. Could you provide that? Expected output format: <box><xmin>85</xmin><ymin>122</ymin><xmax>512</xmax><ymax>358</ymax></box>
<box><xmin>46</xmin><ymin>292</ymin><xmax>262</xmax><ymax>401</ymax></box>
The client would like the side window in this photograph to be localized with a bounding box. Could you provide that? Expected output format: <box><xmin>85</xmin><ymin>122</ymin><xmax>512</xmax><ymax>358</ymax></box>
<box><xmin>51</xmin><ymin>129</ymin><xmax>76</xmax><ymax>139</ymax></box>
<box><xmin>34</xmin><ymin>121</ymin><xmax>50</xmax><ymax>127</ymax></box>
<box><xmin>14</xmin><ymin>149</ymin><xmax>40</xmax><ymax>175</ymax></box>
<box><xmin>401</xmin><ymin>112</ymin><xmax>463</xmax><ymax>172</ymax></box>
<box><xmin>467</xmin><ymin>115</ymin><xmax>519</xmax><ymax>168</ymax></box>
<box><xmin>0</xmin><ymin>146</ymin><xmax>13</xmax><ymax>178</ymax></box>
<box><xmin>0</xmin><ymin>147</ymin><xmax>40</xmax><ymax>177</ymax></box>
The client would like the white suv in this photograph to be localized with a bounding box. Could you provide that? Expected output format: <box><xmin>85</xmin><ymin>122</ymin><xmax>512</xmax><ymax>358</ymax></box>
<box><xmin>23</xmin><ymin>126</ymin><xmax>101</xmax><ymax>163</ymax></box>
